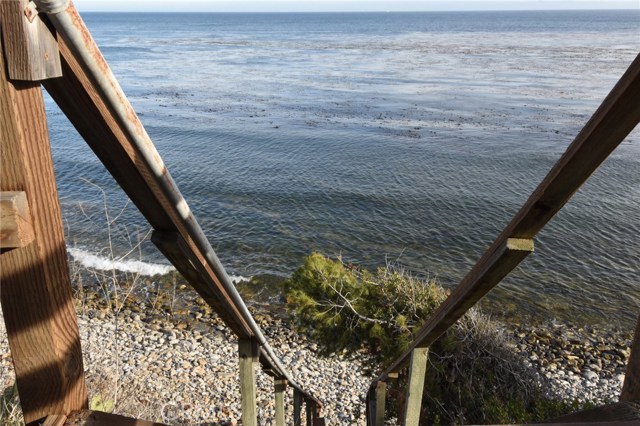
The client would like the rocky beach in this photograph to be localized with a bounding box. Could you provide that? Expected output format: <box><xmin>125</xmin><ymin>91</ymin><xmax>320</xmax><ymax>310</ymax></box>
<box><xmin>0</xmin><ymin>297</ymin><xmax>372</xmax><ymax>425</ymax></box>
<box><xmin>0</xmin><ymin>289</ymin><xmax>633</xmax><ymax>425</ymax></box>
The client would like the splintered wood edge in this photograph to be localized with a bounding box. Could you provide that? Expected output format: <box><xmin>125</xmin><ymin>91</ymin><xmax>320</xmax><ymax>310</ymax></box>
<box><xmin>0</xmin><ymin>191</ymin><xmax>35</xmax><ymax>249</ymax></box>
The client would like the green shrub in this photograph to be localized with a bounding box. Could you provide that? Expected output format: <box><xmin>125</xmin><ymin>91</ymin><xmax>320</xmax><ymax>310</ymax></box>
<box><xmin>285</xmin><ymin>253</ymin><xmax>585</xmax><ymax>424</ymax></box>
<box><xmin>285</xmin><ymin>252</ymin><xmax>447</xmax><ymax>369</ymax></box>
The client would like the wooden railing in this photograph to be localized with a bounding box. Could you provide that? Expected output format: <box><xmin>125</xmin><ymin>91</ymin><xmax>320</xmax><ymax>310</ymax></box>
<box><xmin>2</xmin><ymin>1</ymin><xmax>640</xmax><ymax>425</ymax></box>
<box><xmin>0</xmin><ymin>1</ymin><xmax>323</xmax><ymax>425</ymax></box>
<box><xmin>365</xmin><ymin>53</ymin><xmax>640</xmax><ymax>426</ymax></box>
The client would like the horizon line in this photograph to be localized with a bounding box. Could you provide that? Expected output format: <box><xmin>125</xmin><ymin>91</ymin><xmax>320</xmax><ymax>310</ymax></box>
<box><xmin>77</xmin><ymin>7</ymin><xmax>639</xmax><ymax>12</ymax></box>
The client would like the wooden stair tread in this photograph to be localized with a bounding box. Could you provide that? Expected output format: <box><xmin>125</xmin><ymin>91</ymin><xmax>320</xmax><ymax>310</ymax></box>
<box><xmin>46</xmin><ymin>411</ymin><xmax>167</xmax><ymax>426</ymax></box>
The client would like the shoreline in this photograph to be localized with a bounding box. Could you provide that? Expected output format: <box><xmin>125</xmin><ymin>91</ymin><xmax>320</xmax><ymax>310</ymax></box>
<box><xmin>0</xmin><ymin>283</ymin><xmax>633</xmax><ymax>425</ymax></box>
<box><xmin>67</xmin><ymin>248</ymin><xmax>638</xmax><ymax>330</ymax></box>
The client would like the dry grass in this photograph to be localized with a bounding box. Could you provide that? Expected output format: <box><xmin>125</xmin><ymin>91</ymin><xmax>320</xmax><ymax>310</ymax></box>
<box><xmin>0</xmin><ymin>188</ymin><xmax>167</xmax><ymax>426</ymax></box>
<box><xmin>0</xmin><ymin>385</ymin><xmax>21</xmax><ymax>426</ymax></box>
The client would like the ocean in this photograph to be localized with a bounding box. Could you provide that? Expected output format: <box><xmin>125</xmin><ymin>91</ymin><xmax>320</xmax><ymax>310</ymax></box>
<box><xmin>44</xmin><ymin>10</ymin><xmax>640</xmax><ymax>327</ymax></box>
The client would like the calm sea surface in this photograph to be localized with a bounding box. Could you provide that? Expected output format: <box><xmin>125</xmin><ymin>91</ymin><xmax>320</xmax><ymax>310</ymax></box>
<box><xmin>45</xmin><ymin>11</ymin><xmax>640</xmax><ymax>326</ymax></box>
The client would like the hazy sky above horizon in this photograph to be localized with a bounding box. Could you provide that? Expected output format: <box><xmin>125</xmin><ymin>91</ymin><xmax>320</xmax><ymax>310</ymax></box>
<box><xmin>74</xmin><ymin>0</ymin><xmax>639</xmax><ymax>12</ymax></box>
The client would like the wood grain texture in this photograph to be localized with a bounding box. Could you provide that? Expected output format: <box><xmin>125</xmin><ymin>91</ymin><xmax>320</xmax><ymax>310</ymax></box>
<box><xmin>274</xmin><ymin>378</ymin><xmax>287</xmax><ymax>426</ymax></box>
<box><xmin>621</xmin><ymin>318</ymin><xmax>640</xmax><ymax>401</ymax></box>
<box><xmin>0</xmin><ymin>38</ymin><xmax>87</xmax><ymax>423</ymax></box>
<box><xmin>306</xmin><ymin>400</ymin><xmax>313</xmax><ymax>426</ymax></box>
<box><xmin>548</xmin><ymin>400</ymin><xmax>640</xmax><ymax>423</ymax></box>
<box><xmin>41</xmin><ymin>7</ymin><xmax>252</xmax><ymax>339</ymax></box>
<box><xmin>293</xmin><ymin>390</ymin><xmax>303</xmax><ymax>426</ymax></box>
<box><xmin>375</xmin><ymin>381</ymin><xmax>386</xmax><ymax>426</ymax></box>
<box><xmin>372</xmin><ymin>54</ymin><xmax>640</xmax><ymax>386</ymax></box>
<box><xmin>151</xmin><ymin>232</ymin><xmax>251</xmax><ymax>336</ymax></box>
<box><xmin>0</xmin><ymin>0</ymin><xmax>62</xmax><ymax>80</ymax></box>
<box><xmin>378</xmin><ymin>239</ymin><xmax>533</xmax><ymax>382</ymax></box>
<box><xmin>402</xmin><ymin>347</ymin><xmax>428</xmax><ymax>426</ymax></box>
<box><xmin>62</xmin><ymin>410</ymin><xmax>166</xmax><ymax>426</ymax></box>
<box><xmin>43</xmin><ymin>415</ymin><xmax>67</xmax><ymax>426</ymax></box>
<box><xmin>0</xmin><ymin>191</ymin><xmax>34</xmax><ymax>249</ymax></box>
<box><xmin>239</xmin><ymin>338</ymin><xmax>259</xmax><ymax>426</ymax></box>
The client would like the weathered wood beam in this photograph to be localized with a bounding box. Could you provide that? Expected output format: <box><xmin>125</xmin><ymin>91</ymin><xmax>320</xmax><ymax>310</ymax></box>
<box><xmin>366</xmin><ymin>388</ymin><xmax>375</xmax><ymax>426</ymax></box>
<box><xmin>40</xmin><ymin>1</ymin><xmax>322</xmax><ymax>411</ymax></box>
<box><xmin>402</xmin><ymin>347</ymin><xmax>429</xmax><ymax>426</ymax></box>
<box><xmin>373</xmin><ymin>52</ymin><xmax>640</xmax><ymax>384</ymax></box>
<box><xmin>52</xmin><ymin>410</ymin><xmax>167</xmax><ymax>425</ymax></box>
<box><xmin>378</xmin><ymin>238</ymin><xmax>533</xmax><ymax>382</ymax></box>
<box><xmin>274</xmin><ymin>378</ymin><xmax>287</xmax><ymax>426</ymax></box>
<box><xmin>41</xmin><ymin>7</ymin><xmax>252</xmax><ymax>338</ymax></box>
<box><xmin>42</xmin><ymin>415</ymin><xmax>67</xmax><ymax>426</ymax></box>
<box><xmin>313</xmin><ymin>405</ymin><xmax>325</xmax><ymax>426</ymax></box>
<box><xmin>507</xmin><ymin>52</ymin><xmax>640</xmax><ymax>240</ymax></box>
<box><xmin>0</xmin><ymin>0</ymin><xmax>61</xmax><ymax>80</ymax></box>
<box><xmin>0</xmin><ymin>35</ymin><xmax>87</xmax><ymax>424</ymax></box>
<box><xmin>549</xmin><ymin>400</ymin><xmax>640</xmax><ymax>423</ymax></box>
<box><xmin>305</xmin><ymin>399</ymin><xmax>313</xmax><ymax>426</ymax></box>
<box><xmin>0</xmin><ymin>191</ymin><xmax>34</xmax><ymax>250</ymax></box>
<box><xmin>621</xmin><ymin>317</ymin><xmax>640</xmax><ymax>401</ymax></box>
<box><xmin>294</xmin><ymin>390</ymin><xmax>303</xmax><ymax>426</ymax></box>
<box><xmin>151</xmin><ymin>232</ymin><xmax>252</xmax><ymax>336</ymax></box>
<box><xmin>239</xmin><ymin>338</ymin><xmax>259</xmax><ymax>426</ymax></box>
<box><xmin>375</xmin><ymin>381</ymin><xmax>386</xmax><ymax>426</ymax></box>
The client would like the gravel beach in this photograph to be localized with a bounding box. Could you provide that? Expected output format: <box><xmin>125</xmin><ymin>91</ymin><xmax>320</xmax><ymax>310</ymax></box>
<box><xmin>0</xmin><ymin>305</ymin><xmax>371</xmax><ymax>425</ymax></box>
<box><xmin>0</xmin><ymin>304</ymin><xmax>632</xmax><ymax>425</ymax></box>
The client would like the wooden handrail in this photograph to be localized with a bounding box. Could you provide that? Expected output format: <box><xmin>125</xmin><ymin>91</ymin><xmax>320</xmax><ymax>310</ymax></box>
<box><xmin>31</xmin><ymin>0</ymin><xmax>322</xmax><ymax>414</ymax></box>
<box><xmin>3</xmin><ymin>1</ymin><xmax>638</xmax><ymax>423</ymax></box>
<box><xmin>372</xmin><ymin>52</ymin><xmax>640</xmax><ymax>385</ymax></box>
<box><xmin>368</xmin><ymin>52</ymin><xmax>640</xmax><ymax>424</ymax></box>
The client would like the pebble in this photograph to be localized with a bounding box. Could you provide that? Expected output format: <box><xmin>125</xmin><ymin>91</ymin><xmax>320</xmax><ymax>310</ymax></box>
<box><xmin>0</xmin><ymin>303</ymin><xmax>634</xmax><ymax>425</ymax></box>
<box><xmin>0</xmin><ymin>308</ymin><xmax>370</xmax><ymax>425</ymax></box>
<box><xmin>511</xmin><ymin>321</ymin><xmax>632</xmax><ymax>405</ymax></box>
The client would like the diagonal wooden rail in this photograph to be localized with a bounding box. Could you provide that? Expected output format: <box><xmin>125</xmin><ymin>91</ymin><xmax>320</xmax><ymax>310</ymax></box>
<box><xmin>0</xmin><ymin>1</ymin><xmax>323</xmax><ymax>424</ymax></box>
<box><xmin>368</xmin><ymin>52</ymin><xmax>640</xmax><ymax>425</ymax></box>
<box><xmin>3</xmin><ymin>0</ymin><xmax>639</xmax><ymax>424</ymax></box>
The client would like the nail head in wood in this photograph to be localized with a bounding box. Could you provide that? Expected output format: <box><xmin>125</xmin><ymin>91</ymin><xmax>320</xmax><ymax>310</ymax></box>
<box><xmin>0</xmin><ymin>0</ymin><xmax>62</xmax><ymax>81</ymax></box>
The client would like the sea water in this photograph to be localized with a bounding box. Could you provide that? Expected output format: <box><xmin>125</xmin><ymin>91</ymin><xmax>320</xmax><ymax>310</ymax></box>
<box><xmin>45</xmin><ymin>10</ymin><xmax>640</xmax><ymax>326</ymax></box>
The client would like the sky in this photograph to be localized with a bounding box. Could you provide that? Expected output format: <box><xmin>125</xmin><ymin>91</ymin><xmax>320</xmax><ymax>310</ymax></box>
<box><xmin>73</xmin><ymin>0</ymin><xmax>639</xmax><ymax>12</ymax></box>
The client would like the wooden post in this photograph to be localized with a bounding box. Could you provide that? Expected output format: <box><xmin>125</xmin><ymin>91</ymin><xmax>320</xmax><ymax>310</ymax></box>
<box><xmin>402</xmin><ymin>347</ymin><xmax>429</xmax><ymax>426</ymax></box>
<box><xmin>374</xmin><ymin>239</ymin><xmax>534</xmax><ymax>382</ymax></box>
<box><xmin>0</xmin><ymin>191</ymin><xmax>34</xmax><ymax>250</ymax></box>
<box><xmin>0</xmin><ymin>29</ymin><xmax>87</xmax><ymax>424</ymax></box>
<box><xmin>375</xmin><ymin>381</ymin><xmax>386</xmax><ymax>426</ymax></box>
<box><xmin>305</xmin><ymin>399</ymin><xmax>313</xmax><ymax>426</ymax></box>
<box><xmin>239</xmin><ymin>338</ymin><xmax>259</xmax><ymax>426</ymax></box>
<box><xmin>293</xmin><ymin>389</ymin><xmax>303</xmax><ymax>426</ymax></box>
<box><xmin>274</xmin><ymin>378</ymin><xmax>286</xmax><ymax>426</ymax></box>
<box><xmin>313</xmin><ymin>405</ymin><xmax>325</xmax><ymax>426</ymax></box>
<box><xmin>0</xmin><ymin>0</ymin><xmax>62</xmax><ymax>81</ymax></box>
<box><xmin>366</xmin><ymin>388</ymin><xmax>375</xmax><ymax>426</ymax></box>
<box><xmin>621</xmin><ymin>315</ymin><xmax>640</xmax><ymax>401</ymax></box>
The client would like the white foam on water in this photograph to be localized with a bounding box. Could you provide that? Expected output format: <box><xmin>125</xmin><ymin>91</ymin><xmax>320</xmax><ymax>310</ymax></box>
<box><xmin>229</xmin><ymin>275</ymin><xmax>252</xmax><ymax>284</ymax></box>
<box><xmin>67</xmin><ymin>248</ymin><xmax>252</xmax><ymax>283</ymax></box>
<box><xmin>67</xmin><ymin>248</ymin><xmax>175</xmax><ymax>276</ymax></box>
